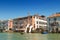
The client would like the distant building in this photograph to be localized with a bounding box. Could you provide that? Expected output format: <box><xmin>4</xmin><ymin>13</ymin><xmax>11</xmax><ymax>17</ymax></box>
<box><xmin>8</xmin><ymin>19</ymin><xmax>13</xmax><ymax>30</ymax></box>
<box><xmin>47</xmin><ymin>13</ymin><xmax>60</xmax><ymax>32</ymax></box>
<box><xmin>0</xmin><ymin>19</ymin><xmax>13</xmax><ymax>31</ymax></box>
<box><xmin>0</xmin><ymin>20</ymin><xmax>8</xmax><ymax>30</ymax></box>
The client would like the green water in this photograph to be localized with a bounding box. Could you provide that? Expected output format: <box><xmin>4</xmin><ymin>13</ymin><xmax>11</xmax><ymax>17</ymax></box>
<box><xmin>0</xmin><ymin>33</ymin><xmax>59</xmax><ymax>40</ymax></box>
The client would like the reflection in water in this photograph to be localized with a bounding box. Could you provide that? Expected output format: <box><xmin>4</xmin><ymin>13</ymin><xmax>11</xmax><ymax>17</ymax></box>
<box><xmin>47</xmin><ymin>33</ymin><xmax>59</xmax><ymax>40</ymax></box>
<box><xmin>7</xmin><ymin>33</ymin><xmax>13</xmax><ymax>40</ymax></box>
<box><xmin>39</xmin><ymin>34</ymin><xmax>48</xmax><ymax>40</ymax></box>
<box><xmin>24</xmin><ymin>33</ymin><xmax>48</xmax><ymax>40</ymax></box>
<box><xmin>0</xmin><ymin>33</ymin><xmax>59</xmax><ymax>40</ymax></box>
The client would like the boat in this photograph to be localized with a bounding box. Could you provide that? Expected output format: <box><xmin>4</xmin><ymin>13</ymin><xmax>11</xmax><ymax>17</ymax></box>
<box><xmin>42</xmin><ymin>32</ymin><xmax>48</xmax><ymax>34</ymax></box>
<box><xmin>41</xmin><ymin>30</ymin><xmax>48</xmax><ymax>34</ymax></box>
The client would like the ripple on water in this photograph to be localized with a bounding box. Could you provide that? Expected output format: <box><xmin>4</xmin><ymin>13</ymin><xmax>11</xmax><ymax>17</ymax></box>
<box><xmin>0</xmin><ymin>33</ymin><xmax>59</xmax><ymax>40</ymax></box>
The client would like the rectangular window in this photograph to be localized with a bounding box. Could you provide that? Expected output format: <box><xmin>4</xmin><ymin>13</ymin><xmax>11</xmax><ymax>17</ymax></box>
<box><xmin>20</xmin><ymin>26</ymin><xmax>23</xmax><ymax>28</ymax></box>
<box><xmin>54</xmin><ymin>18</ymin><xmax>57</xmax><ymax>21</ymax></box>
<box><xmin>36</xmin><ymin>21</ymin><xmax>38</xmax><ymax>24</ymax></box>
<box><xmin>37</xmin><ymin>25</ymin><xmax>38</xmax><ymax>28</ymax></box>
<box><xmin>39</xmin><ymin>26</ymin><xmax>41</xmax><ymax>28</ymax></box>
<box><xmin>15</xmin><ymin>22</ymin><xmax>18</xmax><ymax>24</ymax></box>
<box><xmin>49</xmin><ymin>18</ymin><xmax>50</xmax><ymax>21</ymax></box>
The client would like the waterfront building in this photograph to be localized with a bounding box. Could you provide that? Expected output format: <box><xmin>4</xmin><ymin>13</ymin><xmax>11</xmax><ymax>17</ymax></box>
<box><xmin>47</xmin><ymin>13</ymin><xmax>60</xmax><ymax>32</ymax></box>
<box><xmin>0</xmin><ymin>20</ymin><xmax>8</xmax><ymax>31</ymax></box>
<box><xmin>0</xmin><ymin>14</ymin><xmax>47</xmax><ymax>33</ymax></box>
<box><xmin>8</xmin><ymin>19</ymin><xmax>13</xmax><ymax>31</ymax></box>
<box><xmin>12</xmin><ymin>14</ymin><xmax>47</xmax><ymax>33</ymax></box>
<box><xmin>0</xmin><ymin>19</ymin><xmax>13</xmax><ymax>31</ymax></box>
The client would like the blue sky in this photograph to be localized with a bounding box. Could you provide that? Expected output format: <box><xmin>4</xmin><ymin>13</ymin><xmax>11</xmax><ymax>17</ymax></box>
<box><xmin>0</xmin><ymin>0</ymin><xmax>60</xmax><ymax>20</ymax></box>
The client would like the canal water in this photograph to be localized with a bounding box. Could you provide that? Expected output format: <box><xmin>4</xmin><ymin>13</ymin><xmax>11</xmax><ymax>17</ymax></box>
<box><xmin>0</xmin><ymin>33</ymin><xmax>59</xmax><ymax>40</ymax></box>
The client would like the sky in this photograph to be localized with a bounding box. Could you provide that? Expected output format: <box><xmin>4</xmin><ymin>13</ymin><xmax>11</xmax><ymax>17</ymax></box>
<box><xmin>0</xmin><ymin>0</ymin><xmax>60</xmax><ymax>20</ymax></box>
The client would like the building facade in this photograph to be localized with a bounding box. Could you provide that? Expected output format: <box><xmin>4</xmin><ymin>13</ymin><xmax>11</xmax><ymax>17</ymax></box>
<box><xmin>12</xmin><ymin>15</ymin><xmax>47</xmax><ymax>33</ymax></box>
<box><xmin>0</xmin><ymin>19</ymin><xmax>13</xmax><ymax>31</ymax></box>
<box><xmin>0</xmin><ymin>20</ymin><xmax>8</xmax><ymax>31</ymax></box>
<box><xmin>47</xmin><ymin>13</ymin><xmax>60</xmax><ymax>32</ymax></box>
<box><xmin>0</xmin><ymin>15</ymin><xmax>47</xmax><ymax>33</ymax></box>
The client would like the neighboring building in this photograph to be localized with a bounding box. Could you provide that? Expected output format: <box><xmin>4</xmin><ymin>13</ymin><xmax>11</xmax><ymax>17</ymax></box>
<box><xmin>0</xmin><ymin>19</ymin><xmax>13</xmax><ymax>31</ymax></box>
<box><xmin>47</xmin><ymin>13</ymin><xmax>60</xmax><ymax>32</ymax></box>
<box><xmin>0</xmin><ymin>20</ymin><xmax>8</xmax><ymax>31</ymax></box>
<box><xmin>8</xmin><ymin>19</ymin><xmax>13</xmax><ymax>30</ymax></box>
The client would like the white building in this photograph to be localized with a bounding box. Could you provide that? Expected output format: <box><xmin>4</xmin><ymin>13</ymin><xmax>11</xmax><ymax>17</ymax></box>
<box><xmin>13</xmin><ymin>15</ymin><xmax>47</xmax><ymax>33</ymax></box>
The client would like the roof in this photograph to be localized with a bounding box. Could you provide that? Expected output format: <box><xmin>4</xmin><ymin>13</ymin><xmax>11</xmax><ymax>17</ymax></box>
<box><xmin>48</xmin><ymin>13</ymin><xmax>60</xmax><ymax>18</ymax></box>
<box><xmin>13</xmin><ymin>14</ymin><xmax>39</xmax><ymax>20</ymax></box>
<box><xmin>13</xmin><ymin>14</ymin><xmax>47</xmax><ymax>21</ymax></box>
<box><xmin>13</xmin><ymin>16</ymin><xmax>32</xmax><ymax>20</ymax></box>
